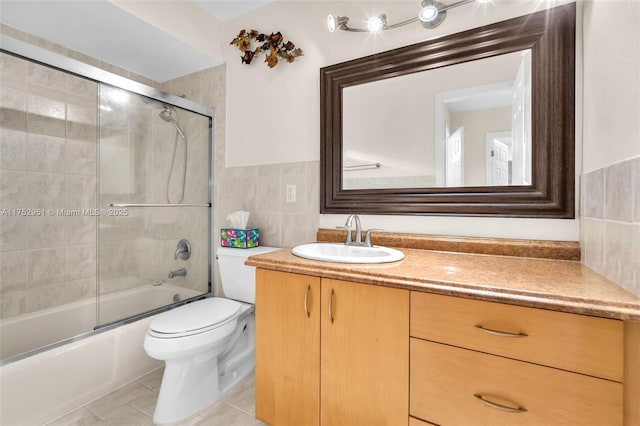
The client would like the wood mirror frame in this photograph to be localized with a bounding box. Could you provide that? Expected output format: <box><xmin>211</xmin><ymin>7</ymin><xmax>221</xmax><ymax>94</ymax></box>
<box><xmin>320</xmin><ymin>3</ymin><xmax>575</xmax><ymax>218</ymax></box>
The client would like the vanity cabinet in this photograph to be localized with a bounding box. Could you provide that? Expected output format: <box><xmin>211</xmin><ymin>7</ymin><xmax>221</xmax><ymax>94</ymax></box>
<box><xmin>255</xmin><ymin>269</ymin><xmax>320</xmax><ymax>426</ymax></box>
<box><xmin>410</xmin><ymin>292</ymin><xmax>625</xmax><ymax>426</ymax></box>
<box><xmin>255</xmin><ymin>269</ymin><xmax>409</xmax><ymax>426</ymax></box>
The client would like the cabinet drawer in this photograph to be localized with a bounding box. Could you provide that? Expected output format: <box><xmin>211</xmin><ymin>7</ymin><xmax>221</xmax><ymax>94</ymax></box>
<box><xmin>410</xmin><ymin>339</ymin><xmax>623</xmax><ymax>426</ymax></box>
<box><xmin>410</xmin><ymin>292</ymin><xmax>623</xmax><ymax>381</ymax></box>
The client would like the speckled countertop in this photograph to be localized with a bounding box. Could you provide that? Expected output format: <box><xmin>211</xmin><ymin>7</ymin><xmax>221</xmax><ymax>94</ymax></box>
<box><xmin>246</xmin><ymin>247</ymin><xmax>640</xmax><ymax>321</ymax></box>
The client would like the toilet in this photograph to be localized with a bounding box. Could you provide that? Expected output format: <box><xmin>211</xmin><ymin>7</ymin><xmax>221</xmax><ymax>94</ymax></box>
<box><xmin>143</xmin><ymin>246</ymin><xmax>279</xmax><ymax>425</ymax></box>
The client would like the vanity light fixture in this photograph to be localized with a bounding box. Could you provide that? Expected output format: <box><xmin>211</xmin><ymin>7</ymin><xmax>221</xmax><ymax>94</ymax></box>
<box><xmin>327</xmin><ymin>0</ymin><xmax>484</xmax><ymax>33</ymax></box>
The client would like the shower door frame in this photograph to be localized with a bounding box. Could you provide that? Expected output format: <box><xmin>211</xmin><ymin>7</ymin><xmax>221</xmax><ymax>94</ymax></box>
<box><xmin>0</xmin><ymin>35</ymin><xmax>215</xmax><ymax>365</ymax></box>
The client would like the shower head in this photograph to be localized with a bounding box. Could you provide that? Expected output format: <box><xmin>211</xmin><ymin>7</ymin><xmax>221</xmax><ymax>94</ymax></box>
<box><xmin>159</xmin><ymin>106</ymin><xmax>174</xmax><ymax>123</ymax></box>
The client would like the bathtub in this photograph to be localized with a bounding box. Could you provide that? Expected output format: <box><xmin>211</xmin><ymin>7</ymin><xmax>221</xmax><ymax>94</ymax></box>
<box><xmin>0</xmin><ymin>283</ymin><xmax>201</xmax><ymax>360</ymax></box>
<box><xmin>0</xmin><ymin>283</ymin><xmax>204</xmax><ymax>426</ymax></box>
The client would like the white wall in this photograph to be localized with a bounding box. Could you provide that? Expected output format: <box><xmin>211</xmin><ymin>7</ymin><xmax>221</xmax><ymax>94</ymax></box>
<box><xmin>223</xmin><ymin>0</ymin><xmax>580</xmax><ymax>241</ymax></box>
<box><xmin>582</xmin><ymin>0</ymin><xmax>640</xmax><ymax>172</ymax></box>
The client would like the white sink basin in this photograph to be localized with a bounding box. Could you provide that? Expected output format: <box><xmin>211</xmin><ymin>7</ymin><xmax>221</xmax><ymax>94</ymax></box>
<box><xmin>291</xmin><ymin>243</ymin><xmax>404</xmax><ymax>264</ymax></box>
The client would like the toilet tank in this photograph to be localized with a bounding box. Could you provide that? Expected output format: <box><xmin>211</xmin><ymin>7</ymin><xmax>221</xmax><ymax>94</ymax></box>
<box><xmin>217</xmin><ymin>246</ymin><xmax>279</xmax><ymax>303</ymax></box>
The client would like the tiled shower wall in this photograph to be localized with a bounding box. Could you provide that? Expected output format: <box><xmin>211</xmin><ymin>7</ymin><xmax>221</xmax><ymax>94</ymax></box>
<box><xmin>581</xmin><ymin>157</ymin><xmax>640</xmax><ymax>296</ymax></box>
<box><xmin>0</xmin><ymin>53</ymin><xmax>99</xmax><ymax>319</ymax></box>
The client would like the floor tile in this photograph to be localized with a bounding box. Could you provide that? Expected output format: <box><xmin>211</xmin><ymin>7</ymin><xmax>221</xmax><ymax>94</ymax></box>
<box><xmin>48</xmin><ymin>372</ymin><xmax>264</xmax><ymax>426</ymax></box>
<box><xmin>222</xmin><ymin>376</ymin><xmax>256</xmax><ymax>416</ymax></box>
<box><xmin>45</xmin><ymin>407</ymin><xmax>103</xmax><ymax>426</ymax></box>
<box><xmin>136</xmin><ymin>367</ymin><xmax>164</xmax><ymax>392</ymax></box>
<box><xmin>130</xmin><ymin>392</ymin><xmax>158</xmax><ymax>418</ymax></box>
<box><xmin>196</xmin><ymin>401</ymin><xmax>261</xmax><ymax>426</ymax></box>
<box><xmin>86</xmin><ymin>382</ymin><xmax>155</xmax><ymax>420</ymax></box>
<box><xmin>100</xmin><ymin>406</ymin><xmax>152</xmax><ymax>426</ymax></box>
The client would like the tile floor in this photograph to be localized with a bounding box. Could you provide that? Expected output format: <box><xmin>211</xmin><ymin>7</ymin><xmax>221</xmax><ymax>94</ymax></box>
<box><xmin>44</xmin><ymin>368</ymin><xmax>266</xmax><ymax>426</ymax></box>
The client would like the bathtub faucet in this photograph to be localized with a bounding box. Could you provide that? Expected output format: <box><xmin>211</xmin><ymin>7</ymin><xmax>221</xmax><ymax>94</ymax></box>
<box><xmin>168</xmin><ymin>268</ymin><xmax>187</xmax><ymax>279</ymax></box>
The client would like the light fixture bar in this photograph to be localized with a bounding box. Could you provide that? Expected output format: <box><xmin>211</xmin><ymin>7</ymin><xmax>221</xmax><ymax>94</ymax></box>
<box><xmin>438</xmin><ymin>0</ymin><xmax>476</xmax><ymax>13</ymax></box>
<box><xmin>328</xmin><ymin>0</ymin><xmax>483</xmax><ymax>33</ymax></box>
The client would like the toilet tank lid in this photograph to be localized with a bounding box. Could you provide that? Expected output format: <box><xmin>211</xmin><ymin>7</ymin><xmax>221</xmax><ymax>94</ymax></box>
<box><xmin>217</xmin><ymin>246</ymin><xmax>280</xmax><ymax>258</ymax></box>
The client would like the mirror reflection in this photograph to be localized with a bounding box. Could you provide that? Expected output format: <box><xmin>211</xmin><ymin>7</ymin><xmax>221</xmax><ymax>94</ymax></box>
<box><xmin>342</xmin><ymin>49</ymin><xmax>531</xmax><ymax>190</ymax></box>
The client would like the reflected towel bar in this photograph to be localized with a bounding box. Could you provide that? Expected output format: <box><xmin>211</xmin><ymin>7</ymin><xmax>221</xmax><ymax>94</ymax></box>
<box><xmin>343</xmin><ymin>163</ymin><xmax>381</xmax><ymax>171</ymax></box>
<box><xmin>110</xmin><ymin>203</ymin><xmax>211</xmax><ymax>208</ymax></box>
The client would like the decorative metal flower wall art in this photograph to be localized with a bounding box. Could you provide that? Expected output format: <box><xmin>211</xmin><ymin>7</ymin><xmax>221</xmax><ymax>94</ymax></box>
<box><xmin>230</xmin><ymin>30</ymin><xmax>303</xmax><ymax>68</ymax></box>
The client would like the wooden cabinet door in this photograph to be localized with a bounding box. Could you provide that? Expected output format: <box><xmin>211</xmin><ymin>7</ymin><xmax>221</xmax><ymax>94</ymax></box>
<box><xmin>255</xmin><ymin>269</ymin><xmax>320</xmax><ymax>426</ymax></box>
<box><xmin>321</xmin><ymin>279</ymin><xmax>409</xmax><ymax>426</ymax></box>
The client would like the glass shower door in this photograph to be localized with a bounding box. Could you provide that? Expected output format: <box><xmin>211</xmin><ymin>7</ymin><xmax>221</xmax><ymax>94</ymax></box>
<box><xmin>97</xmin><ymin>85</ymin><xmax>211</xmax><ymax>326</ymax></box>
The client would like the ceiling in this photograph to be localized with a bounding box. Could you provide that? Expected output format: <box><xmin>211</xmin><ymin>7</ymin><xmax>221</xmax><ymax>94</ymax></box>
<box><xmin>0</xmin><ymin>0</ymin><xmax>270</xmax><ymax>82</ymax></box>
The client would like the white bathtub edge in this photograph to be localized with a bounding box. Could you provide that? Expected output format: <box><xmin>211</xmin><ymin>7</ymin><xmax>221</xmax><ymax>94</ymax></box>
<box><xmin>0</xmin><ymin>316</ymin><xmax>162</xmax><ymax>426</ymax></box>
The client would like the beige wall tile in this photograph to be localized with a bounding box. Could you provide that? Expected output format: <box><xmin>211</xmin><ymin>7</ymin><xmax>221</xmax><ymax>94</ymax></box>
<box><xmin>27</xmin><ymin>247</ymin><xmax>66</xmax><ymax>287</ymax></box>
<box><xmin>66</xmin><ymin>215</ymin><xmax>96</xmax><ymax>245</ymax></box>
<box><xmin>27</xmin><ymin>172</ymin><xmax>66</xmax><ymax>209</ymax></box>
<box><xmin>0</xmin><ymin>128</ymin><xmax>26</xmax><ymax>170</ymax></box>
<box><xmin>257</xmin><ymin>165</ymin><xmax>280</xmax><ymax>213</ymax></box>
<box><xmin>27</xmin><ymin>215</ymin><xmax>66</xmax><ymax>249</ymax></box>
<box><xmin>26</xmin><ymin>133</ymin><xmax>66</xmax><ymax>173</ymax></box>
<box><xmin>0</xmin><ymin>52</ymin><xmax>27</xmax><ymax>80</ymax></box>
<box><xmin>67</xmin><ymin>175</ymin><xmax>96</xmax><ymax>210</ymax></box>
<box><xmin>1</xmin><ymin>171</ymin><xmax>26</xmax><ymax>208</ymax></box>
<box><xmin>66</xmin><ymin>277</ymin><xmax>97</xmax><ymax>303</ymax></box>
<box><xmin>0</xmin><ymin>251</ymin><xmax>27</xmax><ymax>293</ymax></box>
<box><xmin>250</xmin><ymin>213</ymin><xmax>281</xmax><ymax>248</ymax></box>
<box><xmin>66</xmin><ymin>244</ymin><xmax>96</xmax><ymax>281</ymax></box>
<box><xmin>27</xmin><ymin>92</ymin><xmax>65</xmax><ymax>120</ymax></box>
<box><xmin>1</xmin><ymin>84</ymin><xmax>27</xmax><ymax>111</ymax></box>
<box><xmin>66</xmin><ymin>139</ymin><xmax>96</xmax><ymax>176</ymax></box>
<box><xmin>0</xmin><ymin>290</ymin><xmax>26</xmax><ymax>318</ymax></box>
<box><xmin>26</xmin><ymin>282</ymin><xmax>65</xmax><ymax>312</ymax></box>
<box><xmin>581</xmin><ymin>218</ymin><xmax>605</xmax><ymax>275</ymax></box>
<box><xmin>66</xmin><ymin>75</ymin><xmax>97</xmax><ymax>100</ymax></box>
<box><xmin>26</xmin><ymin>62</ymin><xmax>66</xmax><ymax>92</ymax></box>
<box><xmin>605</xmin><ymin>159</ymin><xmax>634</xmax><ymax>222</ymax></box>
<box><xmin>605</xmin><ymin>221</ymin><xmax>634</xmax><ymax>292</ymax></box>
<box><xmin>1</xmin><ymin>105</ymin><xmax>27</xmax><ymax>132</ymax></box>
<box><xmin>0</xmin><ymin>215</ymin><xmax>26</xmax><ymax>252</ymax></box>
<box><xmin>584</xmin><ymin>169</ymin><xmax>604</xmax><ymax>219</ymax></box>
<box><xmin>281</xmin><ymin>213</ymin><xmax>318</xmax><ymax>248</ymax></box>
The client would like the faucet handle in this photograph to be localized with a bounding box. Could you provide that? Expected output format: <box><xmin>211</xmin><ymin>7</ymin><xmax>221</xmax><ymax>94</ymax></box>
<box><xmin>336</xmin><ymin>225</ymin><xmax>353</xmax><ymax>244</ymax></box>
<box><xmin>364</xmin><ymin>228</ymin><xmax>383</xmax><ymax>247</ymax></box>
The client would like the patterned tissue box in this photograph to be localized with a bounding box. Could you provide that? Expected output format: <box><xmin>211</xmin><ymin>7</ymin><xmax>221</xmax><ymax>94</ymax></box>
<box><xmin>220</xmin><ymin>228</ymin><xmax>260</xmax><ymax>248</ymax></box>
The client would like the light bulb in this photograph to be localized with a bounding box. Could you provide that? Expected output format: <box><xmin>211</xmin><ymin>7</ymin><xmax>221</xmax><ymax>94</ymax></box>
<box><xmin>327</xmin><ymin>15</ymin><xmax>337</xmax><ymax>32</ymax></box>
<box><xmin>367</xmin><ymin>14</ymin><xmax>386</xmax><ymax>32</ymax></box>
<box><xmin>418</xmin><ymin>4</ymin><xmax>439</xmax><ymax>22</ymax></box>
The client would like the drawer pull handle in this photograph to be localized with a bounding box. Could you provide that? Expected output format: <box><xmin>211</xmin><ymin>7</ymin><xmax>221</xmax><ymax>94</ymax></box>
<box><xmin>473</xmin><ymin>394</ymin><xmax>527</xmax><ymax>413</ymax></box>
<box><xmin>328</xmin><ymin>289</ymin><xmax>335</xmax><ymax>323</ymax></box>
<box><xmin>304</xmin><ymin>285</ymin><xmax>310</xmax><ymax>317</ymax></box>
<box><xmin>475</xmin><ymin>325</ymin><xmax>528</xmax><ymax>338</ymax></box>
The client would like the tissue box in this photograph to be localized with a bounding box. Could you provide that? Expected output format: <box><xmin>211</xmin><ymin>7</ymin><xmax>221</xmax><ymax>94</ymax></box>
<box><xmin>221</xmin><ymin>228</ymin><xmax>260</xmax><ymax>248</ymax></box>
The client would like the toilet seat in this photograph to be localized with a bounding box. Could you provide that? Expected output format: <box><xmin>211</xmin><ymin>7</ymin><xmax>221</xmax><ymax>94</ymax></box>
<box><xmin>149</xmin><ymin>297</ymin><xmax>242</xmax><ymax>339</ymax></box>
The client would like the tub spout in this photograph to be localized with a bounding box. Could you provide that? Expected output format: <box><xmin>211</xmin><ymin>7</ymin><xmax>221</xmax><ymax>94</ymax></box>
<box><xmin>168</xmin><ymin>268</ymin><xmax>187</xmax><ymax>279</ymax></box>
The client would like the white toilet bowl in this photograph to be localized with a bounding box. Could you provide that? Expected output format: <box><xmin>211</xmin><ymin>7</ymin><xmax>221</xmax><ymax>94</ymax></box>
<box><xmin>143</xmin><ymin>246</ymin><xmax>278</xmax><ymax>424</ymax></box>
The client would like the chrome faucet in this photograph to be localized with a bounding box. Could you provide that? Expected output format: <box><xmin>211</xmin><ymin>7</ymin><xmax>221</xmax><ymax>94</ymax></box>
<box><xmin>337</xmin><ymin>214</ymin><xmax>382</xmax><ymax>247</ymax></box>
<box><xmin>168</xmin><ymin>268</ymin><xmax>187</xmax><ymax>279</ymax></box>
<box><xmin>345</xmin><ymin>214</ymin><xmax>362</xmax><ymax>245</ymax></box>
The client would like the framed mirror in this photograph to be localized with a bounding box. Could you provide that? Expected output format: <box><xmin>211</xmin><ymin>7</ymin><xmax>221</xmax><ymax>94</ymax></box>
<box><xmin>320</xmin><ymin>3</ymin><xmax>575</xmax><ymax>217</ymax></box>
